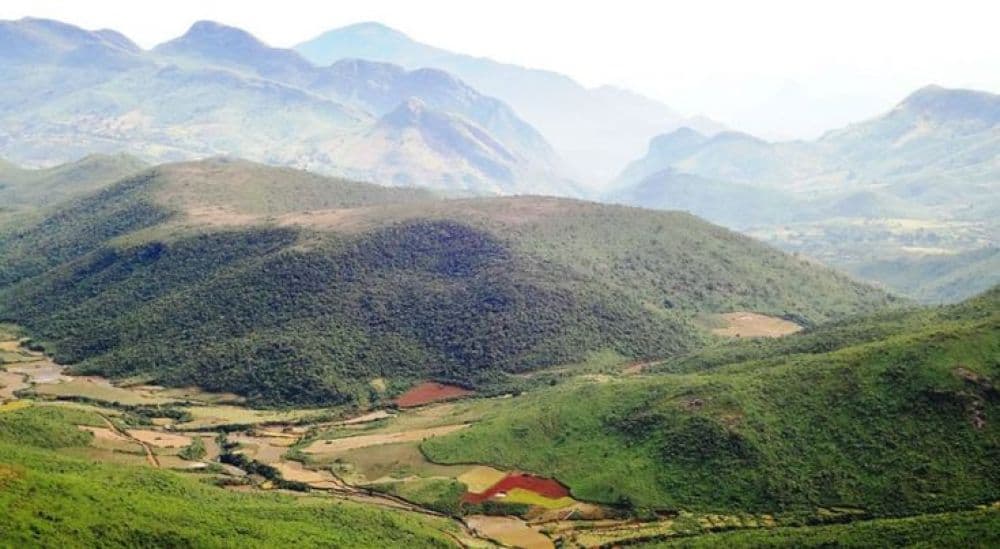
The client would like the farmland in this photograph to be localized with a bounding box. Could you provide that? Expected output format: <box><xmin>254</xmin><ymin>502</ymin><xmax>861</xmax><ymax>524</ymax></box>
<box><xmin>2</xmin><ymin>283</ymin><xmax>998</xmax><ymax>547</ymax></box>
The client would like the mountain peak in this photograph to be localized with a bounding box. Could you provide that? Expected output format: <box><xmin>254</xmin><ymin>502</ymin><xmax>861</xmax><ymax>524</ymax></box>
<box><xmin>156</xmin><ymin>20</ymin><xmax>269</xmax><ymax>54</ymax></box>
<box><xmin>897</xmin><ymin>85</ymin><xmax>999</xmax><ymax>124</ymax></box>
<box><xmin>647</xmin><ymin>127</ymin><xmax>707</xmax><ymax>154</ymax></box>
<box><xmin>336</xmin><ymin>21</ymin><xmax>412</xmax><ymax>40</ymax></box>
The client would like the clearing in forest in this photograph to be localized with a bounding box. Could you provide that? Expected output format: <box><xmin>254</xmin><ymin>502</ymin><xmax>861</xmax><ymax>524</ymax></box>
<box><xmin>395</xmin><ymin>382</ymin><xmax>474</xmax><ymax>408</ymax></box>
<box><xmin>710</xmin><ymin>312</ymin><xmax>802</xmax><ymax>338</ymax></box>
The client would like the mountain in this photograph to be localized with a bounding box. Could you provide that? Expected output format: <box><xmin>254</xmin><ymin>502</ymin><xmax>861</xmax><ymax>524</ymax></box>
<box><xmin>0</xmin><ymin>18</ymin><xmax>570</xmax><ymax>196</ymax></box>
<box><xmin>609</xmin><ymin>168</ymin><xmax>801</xmax><ymax>228</ymax></box>
<box><xmin>0</xmin><ymin>159</ymin><xmax>894</xmax><ymax>406</ymax></box>
<box><xmin>295</xmin><ymin>22</ymin><xmax>724</xmax><ymax>182</ymax></box>
<box><xmin>618</xmin><ymin>86</ymin><xmax>999</xmax><ymax>196</ymax></box>
<box><xmin>613</xmin><ymin>86</ymin><xmax>1000</xmax><ymax>302</ymax></box>
<box><xmin>0</xmin><ymin>17</ymin><xmax>142</xmax><ymax>68</ymax></box>
<box><xmin>851</xmin><ymin>246</ymin><xmax>1000</xmax><ymax>303</ymax></box>
<box><xmin>423</xmin><ymin>285</ymin><xmax>1000</xmax><ymax>516</ymax></box>
<box><xmin>0</xmin><ymin>153</ymin><xmax>147</xmax><ymax>213</ymax></box>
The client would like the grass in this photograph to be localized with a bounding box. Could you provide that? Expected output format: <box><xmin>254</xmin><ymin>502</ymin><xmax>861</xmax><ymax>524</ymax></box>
<box><xmin>0</xmin><ymin>405</ymin><xmax>457</xmax><ymax>547</ymax></box>
<box><xmin>423</xmin><ymin>287</ymin><xmax>1000</xmax><ymax>517</ymax></box>
<box><xmin>645</xmin><ymin>507</ymin><xmax>1000</xmax><ymax>548</ymax></box>
<box><xmin>372</xmin><ymin>478</ymin><xmax>467</xmax><ymax>516</ymax></box>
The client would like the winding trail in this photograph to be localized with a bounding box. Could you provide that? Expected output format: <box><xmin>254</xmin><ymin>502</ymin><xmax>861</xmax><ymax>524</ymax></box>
<box><xmin>100</xmin><ymin>415</ymin><xmax>160</xmax><ymax>468</ymax></box>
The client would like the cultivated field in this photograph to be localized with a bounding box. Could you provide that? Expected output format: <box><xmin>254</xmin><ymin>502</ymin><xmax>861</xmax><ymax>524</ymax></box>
<box><xmin>304</xmin><ymin>424</ymin><xmax>469</xmax><ymax>454</ymax></box>
<box><xmin>711</xmin><ymin>311</ymin><xmax>802</xmax><ymax>338</ymax></box>
<box><xmin>395</xmin><ymin>382</ymin><xmax>475</xmax><ymax>408</ymax></box>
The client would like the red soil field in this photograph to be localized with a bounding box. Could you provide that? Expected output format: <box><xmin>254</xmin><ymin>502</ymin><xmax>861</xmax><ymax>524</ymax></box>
<box><xmin>394</xmin><ymin>381</ymin><xmax>474</xmax><ymax>408</ymax></box>
<box><xmin>462</xmin><ymin>473</ymin><xmax>571</xmax><ymax>504</ymax></box>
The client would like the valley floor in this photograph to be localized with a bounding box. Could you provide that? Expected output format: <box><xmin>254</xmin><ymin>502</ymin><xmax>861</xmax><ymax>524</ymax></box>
<box><xmin>2</xmin><ymin>314</ymin><xmax>997</xmax><ymax>547</ymax></box>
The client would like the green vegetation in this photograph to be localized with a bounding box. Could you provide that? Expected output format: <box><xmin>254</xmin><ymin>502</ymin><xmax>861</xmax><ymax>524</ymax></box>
<box><xmin>0</xmin><ymin>154</ymin><xmax>147</xmax><ymax>212</ymax></box>
<box><xmin>372</xmin><ymin>478</ymin><xmax>466</xmax><ymax>516</ymax></box>
<box><xmin>0</xmin><ymin>406</ymin><xmax>103</xmax><ymax>448</ymax></box>
<box><xmin>0</xmin><ymin>406</ymin><xmax>454</xmax><ymax>547</ymax></box>
<box><xmin>648</xmin><ymin>508</ymin><xmax>1000</xmax><ymax>548</ymax></box>
<box><xmin>423</xmin><ymin>287</ymin><xmax>1000</xmax><ymax>517</ymax></box>
<box><xmin>179</xmin><ymin>436</ymin><xmax>207</xmax><ymax>461</ymax></box>
<box><xmin>0</xmin><ymin>159</ymin><xmax>894</xmax><ymax>405</ymax></box>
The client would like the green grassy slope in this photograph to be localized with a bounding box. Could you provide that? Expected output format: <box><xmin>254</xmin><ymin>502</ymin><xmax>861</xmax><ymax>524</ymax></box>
<box><xmin>648</xmin><ymin>508</ymin><xmax>1000</xmax><ymax>548</ymax></box>
<box><xmin>0</xmin><ymin>159</ymin><xmax>895</xmax><ymax>405</ymax></box>
<box><xmin>0</xmin><ymin>153</ymin><xmax>147</xmax><ymax>211</ymax></box>
<box><xmin>0</xmin><ymin>406</ymin><xmax>453</xmax><ymax>547</ymax></box>
<box><xmin>423</xmin><ymin>287</ymin><xmax>1000</xmax><ymax>516</ymax></box>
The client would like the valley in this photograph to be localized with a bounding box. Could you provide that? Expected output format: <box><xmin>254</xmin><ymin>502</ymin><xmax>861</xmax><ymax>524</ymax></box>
<box><xmin>0</xmin><ymin>9</ymin><xmax>997</xmax><ymax>546</ymax></box>
<box><xmin>2</xmin><ymin>283</ymin><xmax>997</xmax><ymax>547</ymax></box>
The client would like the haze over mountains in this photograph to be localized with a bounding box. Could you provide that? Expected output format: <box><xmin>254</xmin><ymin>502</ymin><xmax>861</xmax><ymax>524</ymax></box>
<box><xmin>0</xmin><ymin>17</ymin><xmax>574</xmax><ymax>195</ymax></box>
<box><xmin>611</xmin><ymin>85</ymin><xmax>1000</xmax><ymax>301</ymax></box>
<box><xmin>1</xmin><ymin>9</ymin><xmax>999</xmax><ymax>547</ymax></box>
<box><xmin>1</xmin><ymin>15</ymin><xmax>998</xmax><ymax>302</ymax></box>
<box><xmin>295</xmin><ymin>22</ymin><xmax>726</xmax><ymax>182</ymax></box>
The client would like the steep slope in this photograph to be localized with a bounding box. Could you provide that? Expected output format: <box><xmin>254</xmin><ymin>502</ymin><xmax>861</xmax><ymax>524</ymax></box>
<box><xmin>295</xmin><ymin>22</ymin><xmax>722</xmax><ymax>181</ymax></box>
<box><xmin>0</xmin><ymin>153</ymin><xmax>147</xmax><ymax>211</ymax></box>
<box><xmin>0</xmin><ymin>159</ymin><xmax>893</xmax><ymax>405</ymax></box>
<box><xmin>614</xmin><ymin>127</ymin><xmax>710</xmax><ymax>188</ymax></box>
<box><xmin>424</xmin><ymin>286</ymin><xmax>1000</xmax><ymax>516</ymax></box>
<box><xmin>0</xmin><ymin>18</ymin><xmax>568</xmax><ymax>195</ymax></box>
<box><xmin>154</xmin><ymin>21</ymin><xmax>558</xmax><ymax>166</ymax></box>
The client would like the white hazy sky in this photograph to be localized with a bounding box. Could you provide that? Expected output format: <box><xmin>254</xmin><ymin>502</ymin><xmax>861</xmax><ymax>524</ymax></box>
<box><xmin>3</xmin><ymin>0</ymin><xmax>998</xmax><ymax>139</ymax></box>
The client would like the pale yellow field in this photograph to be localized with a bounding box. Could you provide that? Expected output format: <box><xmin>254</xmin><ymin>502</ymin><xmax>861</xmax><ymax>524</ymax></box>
<box><xmin>711</xmin><ymin>312</ymin><xmax>802</xmax><ymax>338</ymax></box>
<box><xmin>337</xmin><ymin>410</ymin><xmax>395</xmax><ymax>425</ymax></box>
<box><xmin>0</xmin><ymin>400</ymin><xmax>31</xmax><ymax>413</ymax></box>
<box><xmin>272</xmin><ymin>461</ymin><xmax>342</xmax><ymax>488</ymax></box>
<box><xmin>466</xmin><ymin>515</ymin><xmax>553</xmax><ymax>549</ymax></box>
<box><xmin>304</xmin><ymin>424</ymin><xmax>469</xmax><ymax>454</ymax></box>
<box><xmin>0</xmin><ymin>372</ymin><xmax>27</xmax><ymax>401</ymax></box>
<box><xmin>501</xmin><ymin>488</ymin><xmax>576</xmax><ymax>509</ymax></box>
<box><xmin>127</xmin><ymin>430</ymin><xmax>193</xmax><ymax>448</ymax></box>
<box><xmin>176</xmin><ymin>405</ymin><xmax>330</xmax><ymax>429</ymax></box>
<box><xmin>457</xmin><ymin>466</ymin><xmax>507</xmax><ymax>493</ymax></box>
<box><xmin>5</xmin><ymin>362</ymin><xmax>67</xmax><ymax>384</ymax></box>
<box><xmin>32</xmin><ymin>378</ymin><xmax>178</xmax><ymax>405</ymax></box>
<box><xmin>229</xmin><ymin>433</ymin><xmax>294</xmax><ymax>463</ymax></box>
<box><xmin>79</xmin><ymin>426</ymin><xmax>145</xmax><ymax>453</ymax></box>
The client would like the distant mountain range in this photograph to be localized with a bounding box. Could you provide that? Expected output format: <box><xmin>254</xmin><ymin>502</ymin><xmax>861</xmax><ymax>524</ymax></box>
<box><xmin>0</xmin><ymin>18</ymin><xmax>576</xmax><ymax>195</ymax></box>
<box><xmin>610</xmin><ymin>85</ymin><xmax>1000</xmax><ymax>301</ymax></box>
<box><xmin>295</xmin><ymin>22</ymin><xmax>726</xmax><ymax>182</ymax></box>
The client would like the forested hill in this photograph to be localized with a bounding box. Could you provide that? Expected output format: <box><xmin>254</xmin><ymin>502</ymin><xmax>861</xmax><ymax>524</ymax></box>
<box><xmin>0</xmin><ymin>158</ymin><xmax>898</xmax><ymax>405</ymax></box>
